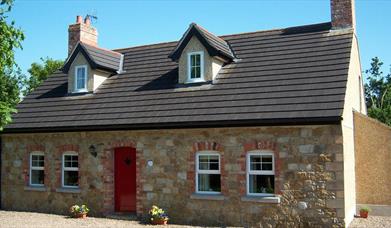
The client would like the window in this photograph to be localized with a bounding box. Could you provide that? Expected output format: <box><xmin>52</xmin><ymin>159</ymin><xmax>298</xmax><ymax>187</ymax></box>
<box><xmin>74</xmin><ymin>65</ymin><xmax>87</xmax><ymax>92</ymax></box>
<box><xmin>30</xmin><ymin>152</ymin><xmax>44</xmax><ymax>186</ymax></box>
<box><xmin>196</xmin><ymin>152</ymin><xmax>221</xmax><ymax>194</ymax></box>
<box><xmin>62</xmin><ymin>153</ymin><xmax>79</xmax><ymax>188</ymax></box>
<box><xmin>187</xmin><ymin>51</ymin><xmax>204</xmax><ymax>82</ymax></box>
<box><xmin>246</xmin><ymin>151</ymin><xmax>275</xmax><ymax>196</ymax></box>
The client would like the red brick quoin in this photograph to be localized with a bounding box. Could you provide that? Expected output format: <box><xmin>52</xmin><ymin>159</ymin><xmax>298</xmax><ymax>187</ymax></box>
<box><xmin>187</xmin><ymin>141</ymin><xmax>228</xmax><ymax>196</ymax></box>
<box><xmin>238</xmin><ymin>140</ymin><xmax>281</xmax><ymax>196</ymax></box>
<box><xmin>24</xmin><ymin>144</ymin><xmax>47</xmax><ymax>186</ymax></box>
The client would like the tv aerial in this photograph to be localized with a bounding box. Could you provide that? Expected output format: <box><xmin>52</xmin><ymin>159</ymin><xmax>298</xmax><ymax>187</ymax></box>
<box><xmin>86</xmin><ymin>10</ymin><xmax>98</xmax><ymax>25</ymax></box>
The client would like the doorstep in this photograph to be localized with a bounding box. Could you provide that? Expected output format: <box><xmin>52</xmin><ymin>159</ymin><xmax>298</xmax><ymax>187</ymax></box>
<box><xmin>106</xmin><ymin>212</ymin><xmax>138</xmax><ymax>221</ymax></box>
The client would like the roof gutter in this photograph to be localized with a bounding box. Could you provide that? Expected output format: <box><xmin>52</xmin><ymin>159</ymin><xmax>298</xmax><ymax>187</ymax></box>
<box><xmin>1</xmin><ymin>116</ymin><xmax>342</xmax><ymax>134</ymax></box>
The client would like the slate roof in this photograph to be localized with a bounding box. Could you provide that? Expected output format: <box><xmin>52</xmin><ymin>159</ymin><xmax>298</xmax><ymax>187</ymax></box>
<box><xmin>62</xmin><ymin>42</ymin><xmax>123</xmax><ymax>73</ymax></box>
<box><xmin>169</xmin><ymin>23</ymin><xmax>235</xmax><ymax>62</ymax></box>
<box><xmin>5</xmin><ymin>22</ymin><xmax>354</xmax><ymax>133</ymax></box>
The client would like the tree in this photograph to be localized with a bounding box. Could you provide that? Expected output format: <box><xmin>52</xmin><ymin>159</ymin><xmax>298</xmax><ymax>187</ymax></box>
<box><xmin>364</xmin><ymin>57</ymin><xmax>391</xmax><ymax>126</ymax></box>
<box><xmin>0</xmin><ymin>0</ymin><xmax>25</xmax><ymax>130</ymax></box>
<box><xmin>23</xmin><ymin>57</ymin><xmax>64</xmax><ymax>96</ymax></box>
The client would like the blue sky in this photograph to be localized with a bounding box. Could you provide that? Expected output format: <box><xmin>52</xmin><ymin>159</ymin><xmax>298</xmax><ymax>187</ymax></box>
<box><xmin>9</xmin><ymin>0</ymin><xmax>391</xmax><ymax>77</ymax></box>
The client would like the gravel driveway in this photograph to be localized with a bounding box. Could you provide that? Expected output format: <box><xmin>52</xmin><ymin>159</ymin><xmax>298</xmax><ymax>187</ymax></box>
<box><xmin>0</xmin><ymin>210</ymin><xmax>202</xmax><ymax>228</ymax></box>
<box><xmin>1</xmin><ymin>210</ymin><xmax>391</xmax><ymax>227</ymax></box>
<box><xmin>350</xmin><ymin>216</ymin><xmax>391</xmax><ymax>228</ymax></box>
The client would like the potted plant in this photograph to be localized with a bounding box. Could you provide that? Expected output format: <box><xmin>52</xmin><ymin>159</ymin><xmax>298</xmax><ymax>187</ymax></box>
<box><xmin>70</xmin><ymin>204</ymin><xmax>90</xmax><ymax>218</ymax></box>
<box><xmin>359</xmin><ymin>206</ymin><xmax>371</xmax><ymax>218</ymax></box>
<box><xmin>149</xmin><ymin>205</ymin><xmax>169</xmax><ymax>225</ymax></box>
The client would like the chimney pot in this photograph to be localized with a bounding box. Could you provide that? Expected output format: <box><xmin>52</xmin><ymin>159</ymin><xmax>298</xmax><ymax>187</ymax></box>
<box><xmin>68</xmin><ymin>15</ymin><xmax>98</xmax><ymax>55</ymax></box>
<box><xmin>76</xmin><ymin>15</ymin><xmax>83</xmax><ymax>24</ymax></box>
<box><xmin>84</xmin><ymin>16</ymin><xmax>91</xmax><ymax>26</ymax></box>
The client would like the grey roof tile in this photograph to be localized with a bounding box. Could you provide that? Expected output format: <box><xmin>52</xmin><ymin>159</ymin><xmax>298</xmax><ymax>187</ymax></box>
<box><xmin>62</xmin><ymin>42</ymin><xmax>123</xmax><ymax>73</ymax></box>
<box><xmin>5</xmin><ymin>22</ymin><xmax>353</xmax><ymax>132</ymax></box>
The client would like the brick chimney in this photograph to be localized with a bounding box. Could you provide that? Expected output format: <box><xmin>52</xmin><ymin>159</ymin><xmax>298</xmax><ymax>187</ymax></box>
<box><xmin>68</xmin><ymin>15</ymin><xmax>98</xmax><ymax>55</ymax></box>
<box><xmin>331</xmin><ymin>0</ymin><xmax>356</xmax><ymax>30</ymax></box>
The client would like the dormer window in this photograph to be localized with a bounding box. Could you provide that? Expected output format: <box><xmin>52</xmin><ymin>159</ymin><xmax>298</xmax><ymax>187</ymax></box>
<box><xmin>75</xmin><ymin>65</ymin><xmax>87</xmax><ymax>92</ymax></box>
<box><xmin>168</xmin><ymin>23</ymin><xmax>234</xmax><ymax>84</ymax></box>
<box><xmin>187</xmin><ymin>51</ymin><xmax>204</xmax><ymax>83</ymax></box>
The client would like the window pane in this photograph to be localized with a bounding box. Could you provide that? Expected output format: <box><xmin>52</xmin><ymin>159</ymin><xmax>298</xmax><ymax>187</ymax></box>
<box><xmin>76</xmin><ymin>67</ymin><xmax>86</xmax><ymax>90</ymax></box>
<box><xmin>195</xmin><ymin>66</ymin><xmax>201</xmax><ymax>78</ymax></box>
<box><xmin>32</xmin><ymin>155</ymin><xmax>44</xmax><ymax>167</ymax></box>
<box><xmin>39</xmin><ymin>160</ymin><xmax>44</xmax><ymax>167</ymax></box>
<box><xmin>249</xmin><ymin>174</ymin><xmax>274</xmax><ymax>194</ymax></box>
<box><xmin>195</xmin><ymin>55</ymin><xmax>200</xmax><ymax>66</ymax></box>
<box><xmin>199</xmin><ymin>156</ymin><xmax>209</xmax><ymax>163</ymax></box>
<box><xmin>64</xmin><ymin>155</ymin><xmax>78</xmax><ymax>168</ymax></box>
<box><xmin>209</xmin><ymin>161</ymin><xmax>219</xmax><ymax>170</ymax></box>
<box><xmin>191</xmin><ymin>67</ymin><xmax>196</xmax><ymax>79</ymax></box>
<box><xmin>31</xmin><ymin>170</ymin><xmax>44</xmax><ymax>185</ymax></box>
<box><xmin>262</xmin><ymin>163</ymin><xmax>273</xmax><ymax>170</ymax></box>
<box><xmin>198</xmin><ymin>174</ymin><xmax>220</xmax><ymax>192</ymax></box>
<box><xmin>250</xmin><ymin>155</ymin><xmax>261</xmax><ymax>170</ymax></box>
<box><xmin>250</xmin><ymin>155</ymin><xmax>261</xmax><ymax>163</ymax></box>
<box><xmin>250</xmin><ymin>155</ymin><xmax>273</xmax><ymax>171</ymax></box>
<box><xmin>198</xmin><ymin>155</ymin><xmax>219</xmax><ymax>170</ymax></box>
<box><xmin>190</xmin><ymin>54</ymin><xmax>201</xmax><ymax>79</ymax></box>
<box><xmin>64</xmin><ymin>170</ymin><xmax>78</xmax><ymax>187</ymax></box>
<box><xmin>199</xmin><ymin>162</ymin><xmax>208</xmax><ymax>170</ymax></box>
<box><xmin>262</xmin><ymin>155</ymin><xmax>272</xmax><ymax>163</ymax></box>
<box><xmin>250</xmin><ymin>162</ymin><xmax>261</xmax><ymax>170</ymax></box>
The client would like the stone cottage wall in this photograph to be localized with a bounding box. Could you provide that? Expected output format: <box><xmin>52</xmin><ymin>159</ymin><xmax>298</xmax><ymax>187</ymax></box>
<box><xmin>1</xmin><ymin>125</ymin><xmax>345</xmax><ymax>227</ymax></box>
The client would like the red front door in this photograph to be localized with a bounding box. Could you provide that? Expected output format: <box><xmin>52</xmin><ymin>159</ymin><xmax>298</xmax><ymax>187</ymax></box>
<box><xmin>114</xmin><ymin>147</ymin><xmax>136</xmax><ymax>212</ymax></box>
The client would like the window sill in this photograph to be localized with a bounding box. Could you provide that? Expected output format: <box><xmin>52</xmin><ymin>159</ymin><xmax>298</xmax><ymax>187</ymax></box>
<box><xmin>241</xmin><ymin>196</ymin><xmax>281</xmax><ymax>204</ymax></box>
<box><xmin>24</xmin><ymin>186</ymin><xmax>47</xmax><ymax>192</ymax></box>
<box><xmin>56</xmin><ymin>187</ymin><xmax>81</xmax><ymax>194</ymax></box>
<box><xmin>71</xmin><ymin>90</ymin><xmax>89</xmax><ymax>95</ymax></box>
<box><xmin>190</xmin><ymin>193</ymin><xmax>225</xmax><ymax>201</ymax></box>
<box><xmin>185</xmin><ymin>79</ymin><xmax>206</xmax><ymax>84</ymax></box>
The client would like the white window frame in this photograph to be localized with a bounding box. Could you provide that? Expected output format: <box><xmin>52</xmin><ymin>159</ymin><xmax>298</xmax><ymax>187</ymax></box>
<box><xmin>29</xmin><ymin>152</ymin><xmax>45</xmax><ymax>187</ymax></box>
<box><xmin>74</xmin><ymin>65</ymin><xmax>88</xmax><ymax>93</ymax></box>
<box><xmin>62</xmin><ymin>152</ymin><xmax>79</xmax><ymax>188</ymax></box>
<box><xmin>246</xmin><ymin>150</ymin><xmax>275</xmax><ymax>197</ymax></box>
<box><xmin>187</xmin><ymin>51</ymin><xmax>205</xmax><ymax>83</ymax></box>
<box><xmin>195</xmin><ymin>151</ymin><xmax>221</xmax><ymax>194</ymax></box>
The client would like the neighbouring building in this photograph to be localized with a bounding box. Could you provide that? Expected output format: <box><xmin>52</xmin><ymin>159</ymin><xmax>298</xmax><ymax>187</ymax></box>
<box><xmin>1</xmin><ymin>0</ymin><xmax>367</xmax><ymax>226</ymax></box>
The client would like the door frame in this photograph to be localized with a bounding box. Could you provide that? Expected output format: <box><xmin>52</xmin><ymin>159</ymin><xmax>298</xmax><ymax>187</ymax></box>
<box><xmin>114</xmin><ymin>146</ymin><xmax>137</xmax><ymax>212</ymax></box>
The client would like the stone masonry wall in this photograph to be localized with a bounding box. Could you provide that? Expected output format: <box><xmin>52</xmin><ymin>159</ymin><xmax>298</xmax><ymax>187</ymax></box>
<box><xmin>1</xmin><ymin>125</ymin><xmax>345</xmax><ymax>227</ymax></box>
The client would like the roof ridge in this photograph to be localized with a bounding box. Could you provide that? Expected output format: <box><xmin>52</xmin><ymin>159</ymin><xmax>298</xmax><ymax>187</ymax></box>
<box><xmin>80</xmin><ymin>41</ymin><xmax>122</xmax><ymax>56</ymax></box>
<box><xmin>194</xmin><ymin>23</ymin><xmax>229</xmax><ymax>44</ymax></box>
<box><xmin>112</xmin><ymin>22</ymin><xmax>334</xmax><ymax>52</ymax></box>
<box><xmin>220</xmin><ymin>22</ymin><xmax>332</xmax><ymax>38</ymax></box>
<box><xmin>113</xmin><ymin>40</ymin><xmax>177</xmax><ymax>52</ymax></box>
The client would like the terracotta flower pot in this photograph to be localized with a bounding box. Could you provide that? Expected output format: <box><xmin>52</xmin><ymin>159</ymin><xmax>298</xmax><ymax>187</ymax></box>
<box><xmin>360</xmin><ymin>211</ymin><xmax>369</xmax><ymax>218</ymax></box>
<box><xmin>151</xmin><ymin>218</ymin><xmax>168</xmax><ymax>225</ymax></box>
<box><xmin>74</xmin><ymin>213</ymin><xmax>87</xmax><ymax>219</ymax></box>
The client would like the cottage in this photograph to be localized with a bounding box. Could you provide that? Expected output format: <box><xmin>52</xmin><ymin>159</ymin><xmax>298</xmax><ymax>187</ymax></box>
<box><xmin>1</xmin><ymin>0</ymin><xmax>366</xmax><ymax>226</ymax></box>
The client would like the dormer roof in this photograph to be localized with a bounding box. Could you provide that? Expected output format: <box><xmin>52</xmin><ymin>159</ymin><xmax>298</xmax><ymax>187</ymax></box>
<box><xmin>169</xmin><ymin>23</ymin><xmax>235</xmax><ymax>62</ymax></box>
<box><xmin>62</xmin><ymin>42</ymin><xmax>123</xmax><ymax>74</ymax></box>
